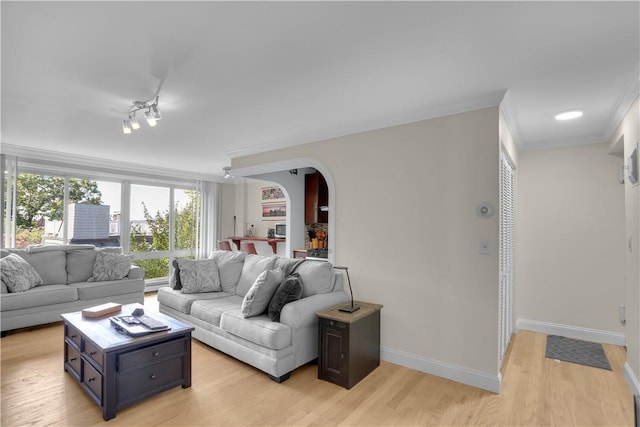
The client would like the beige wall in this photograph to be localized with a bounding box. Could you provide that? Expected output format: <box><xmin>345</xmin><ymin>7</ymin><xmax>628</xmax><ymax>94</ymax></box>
<box><xmin>515</xmin><ymin>143</ymin><xmax>625</xmax><ymax>333</ymax></box>
<box><xmin>608</xmin><ymin>96</ymin><xmax>639</xmax><ymax>390</ymax></box>
<box><xmin>232</xmin><ymin>107</ymin><xmax>502</xmax><ymax>381</ymax></box>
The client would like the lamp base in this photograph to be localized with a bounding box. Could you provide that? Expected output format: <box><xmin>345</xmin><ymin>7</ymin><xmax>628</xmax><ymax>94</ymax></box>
<box><xmin>338</xmin><ymin>304</ymin><xmax>360</xmax><ymax>313</ymax></box>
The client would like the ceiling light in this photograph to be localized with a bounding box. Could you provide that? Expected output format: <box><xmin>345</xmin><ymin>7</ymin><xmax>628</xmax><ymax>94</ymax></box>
<box><xmin>122</xmin><ymin>120</ymin><xmax>132</xmax><ymax>134</ymax></box>
<box><xmin>555</xmin><ymin>110</ymin><xmax>583</xmax><ymax>121</ymax></box>
<box><xmin>223</xmin><ymin>167</ymin><xmax>231</xmax><ymax>179</ymax></box>
<box><xmin>122</xmin><ymin>96</ymin><xmax>161</xmax><ymax>133</ymax></box>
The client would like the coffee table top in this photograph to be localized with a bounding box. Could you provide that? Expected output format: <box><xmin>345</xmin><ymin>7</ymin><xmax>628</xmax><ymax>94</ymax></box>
<box><xmin>61</xmin><ymin>303</ymin><xmax>194</xmax><ymax>352</ymax></box>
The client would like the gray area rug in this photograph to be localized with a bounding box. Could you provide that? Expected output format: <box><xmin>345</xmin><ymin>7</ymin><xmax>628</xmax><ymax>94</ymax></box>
<box><xmin>545</xmin><ymin>335</ymin><xmax>611</xmax><ymax>370</ymax></box>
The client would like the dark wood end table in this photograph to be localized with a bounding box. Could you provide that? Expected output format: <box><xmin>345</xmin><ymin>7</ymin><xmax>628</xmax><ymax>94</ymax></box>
<box><xmin>61</xmin><ymin>303</ymin><xmax>194</xmax><ymax>421</ymax></box>
<box><xmin>317</xmin><ymin>301</ymin><xmax>382</xmax><ymax>389</ymax></box>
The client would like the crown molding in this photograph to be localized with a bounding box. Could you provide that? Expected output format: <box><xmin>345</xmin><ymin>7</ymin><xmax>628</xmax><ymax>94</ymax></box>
<box><xmin>1</xmin><ymin>143</ymin><xmax>221</xmax><ymax>183</ymax></box>
<box><xmin>603</xmin><ymin>65</ymin><xmax>640</xmax><ymax>142</ymax></box>
<box><xmin>518</xmin><ymin>133</ymin><xmax>607</xmax><ymax>152</ymax></box>
<box><xmin>226</xmin><ymin>89</ymin><xmax>506</xmax><ymax>159</ymax></box>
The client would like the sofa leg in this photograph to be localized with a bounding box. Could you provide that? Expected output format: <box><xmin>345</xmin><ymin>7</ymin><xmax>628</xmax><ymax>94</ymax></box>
<box><xmin>269</xmin><ymin>372</ymin><xmax>290</xmax><ymax>383</ymax></box>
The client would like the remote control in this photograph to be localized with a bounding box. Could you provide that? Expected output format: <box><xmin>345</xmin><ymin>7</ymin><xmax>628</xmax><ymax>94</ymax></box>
<box><xmin>136</xmin><ymin>315</ymin><xmax>166</xmax><ymax>330</ymax></box>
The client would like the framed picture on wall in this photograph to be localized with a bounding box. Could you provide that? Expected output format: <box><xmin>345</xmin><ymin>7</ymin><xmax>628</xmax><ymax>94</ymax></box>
<box><xmin>261</xmin><ymin>186</ymin><xmax>285</xmax><ymax>202</ymax></box>
<box><xmin>262</xmin><ymin>203</ymin><xmax>286</xmax><ymax>220</ymax></box>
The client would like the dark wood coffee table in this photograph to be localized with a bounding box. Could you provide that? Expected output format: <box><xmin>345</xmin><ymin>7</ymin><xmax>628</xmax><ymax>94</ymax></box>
<box><xmin>61</xmin><ymin>303</ymin><xmax>194</xmax><ymax>421</ymax></box>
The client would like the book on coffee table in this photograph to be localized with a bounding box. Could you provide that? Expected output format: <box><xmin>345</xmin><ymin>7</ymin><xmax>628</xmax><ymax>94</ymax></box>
<box><xmin>82</xmin><ymin>302</ymin><xmax>122</xmax><ymax>318</ymax></box>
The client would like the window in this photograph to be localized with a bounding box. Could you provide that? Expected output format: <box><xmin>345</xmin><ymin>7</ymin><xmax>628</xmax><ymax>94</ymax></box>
<box><xmin>2</xmin><ymin>156</ymin><xmax>208</xmax><ymax>287</ymax></box>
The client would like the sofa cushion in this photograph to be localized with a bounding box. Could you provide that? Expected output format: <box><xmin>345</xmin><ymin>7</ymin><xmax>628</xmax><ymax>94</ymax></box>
<box><xmin>235</xmin><ymin>255</ymin><xmax>276</xmax><ymax>297</ymax></box>
<box><xmin>66</xmin><ymin>248</ymin><xmax>98</xmax><ymax>283</ymax></box>
<box><xmin>268</xmin><ymin>273</ymin><xmax>303</xmax><ymax>322</ymax></box>
<box><xmin>190</xmin><ymin>295</ymin><xmax>244</xmax><ymax>327</ymax></box>
<box><xmin>1</xmin><ymin>253</ymin><xmax>43</xmax><ymax>292</ymax></box>
<box><xmin>89</xmin><ymin>251</ymin><xmax>132</xmax><ymax>282</ymax></box>
<box><xmin>296</xmin><ymin>260</ymin><xmax>335</xmax><ymax>298</ymax></box>
<box><xmin>273</xmin><ymin>257</ymin><xmax>305</xmax><ymax>277</ymax></box>
<box><xmin>220</xmin><ymin>309</ymin><xmax>292</xmax><ymax>350</ymax></box>
<box><xmin>0</xmin><ymin>284</ymin><xmax>78</xmax><ymax>311</ymax></box>
<box><xmin>157</xmin><ymin>287</ymin><xmax>232</xmax><ymax>314</ymax></box>
<box><xmin>69</xmin><ymin>278</ymin><xmax>145</xmax><ymax>300</ymax></box>
<box><xmin>8</xmin><ymin>248</ymin><xmax>66</xmax><ymax>285</ymax></box>
<box><xmin>178</xmin><ymin>258</ymin><xmax>221</xmax><ymax>293</ymax></box>
<box><xmin>241</xmin><ymin>269</ymin><xmax>284</xmax><ymax>318</ymax></box>
<box><xmin>209</xmin><ymin>250</ymin><xmax>247</xmax><ymax>293</ymax></box>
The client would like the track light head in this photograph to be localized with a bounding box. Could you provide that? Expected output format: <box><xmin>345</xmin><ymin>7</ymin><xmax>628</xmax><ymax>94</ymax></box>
<box><xmin>123</xmin><ymin>119</ymin><xmax>132</xmax><ymax>134</ymax></box>
<box><xmin>151</xmin><ymin>104</ymin><xmax>162</xmax><ymax>120</ymax></box>
<box><xmin>129</xmin><ymin>115</ymin><xmax>140</xmax><ymax>130</ymax></box>
<box><xmin>145</xmin><ymin>109</ymin><xmax>157</xmax><ymax>127</ymax></box>
<box><xmin>223</xmin><ymin>167</ymin><xmax>231</xmax><ymax>179</ymax></box>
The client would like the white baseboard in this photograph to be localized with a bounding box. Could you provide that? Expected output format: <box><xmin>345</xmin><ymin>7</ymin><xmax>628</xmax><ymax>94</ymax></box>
<box><xmin>516</xmin><ymin>318</ymin><xmax>626</xmax><ymax>346</ymax></box>
<box><xmin>625</xmin><ymin>362</ymin><xmax>640</xmax><ymax>395</ymax></box>
<box><xmin>380</xmin><ymin>346</ymin><xmax>502</xmax><ymax>393</ymax></box>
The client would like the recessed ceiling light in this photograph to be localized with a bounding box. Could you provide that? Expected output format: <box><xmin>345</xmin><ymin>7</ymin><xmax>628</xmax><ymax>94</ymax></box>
<box><xmin>555</xmin><ymin>110</ymin><xmax>583</xmax><ymax>121</ymax></box>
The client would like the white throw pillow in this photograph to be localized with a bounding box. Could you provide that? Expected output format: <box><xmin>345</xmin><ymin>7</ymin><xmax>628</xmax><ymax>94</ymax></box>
<box><xmin>1</xmin><ymin>253</ymin><xmax>43</xmax><ymax>292</ymax></box>
<box><xmin>178</xmin><ymin>258</ymin><xmax>222</xmax><ymax>294</ymax></box>
<box><xmin>241</xmin><ymin>269</ymin><xmax>284</xmax><ymax>318</ymax></box>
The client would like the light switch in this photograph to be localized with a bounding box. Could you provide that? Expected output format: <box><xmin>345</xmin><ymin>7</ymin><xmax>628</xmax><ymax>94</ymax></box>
<box><xmin>480</xmin><ymin>240</ymin><xmax>490</xmax><ymax>255</ymax></box>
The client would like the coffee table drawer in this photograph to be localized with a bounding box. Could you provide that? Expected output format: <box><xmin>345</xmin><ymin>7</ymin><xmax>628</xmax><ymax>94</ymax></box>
<box><xmin>118</xmin><ymin>338</ymin><xmax>187</xmax><ymax>372</ymax></box>
<box><xmin>66</xmin><ymin>343</ymin><xmax>81</xmax><ymax>379</ymax></box>
<box><xmin>83</xmin><ymin>340</ymin><xmax>104</xmax><ymax>369</ymax></box>
<box><xmin>66</xmin><ymin>325</ymin><xmax>82</xmax><ymax>349</ymax></box>
<box><xmin>82</xmin><ymin>359</ymin><xmax>103</xmax><ymax>404</ymax></box>
<box><xmin>117</xmin><ymin>356</ymin><xmax>183</xmax><ymax>405</ymax></box>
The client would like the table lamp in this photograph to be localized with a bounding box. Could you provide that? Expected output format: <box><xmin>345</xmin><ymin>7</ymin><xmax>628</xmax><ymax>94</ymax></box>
<box><xmin>334</xmin><ymin>266</ymin><xmax>360</xmax><ymax>313</ymax></box>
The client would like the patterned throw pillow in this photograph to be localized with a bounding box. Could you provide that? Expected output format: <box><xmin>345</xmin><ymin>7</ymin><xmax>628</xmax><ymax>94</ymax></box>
<box><xmin>89</xmin><ymin>251</ymin><xmax>132</xmax><ymax>282</ymax></box>
<box><xmin>1</xmin><ymin>253</ymin><xmax>43</xmax><ymax>292</ymax></box>
<box><xmin>241</xmin><ymin>269</ymin><xmax>284</xmax><ymax>318</ymax></box>
<box><xmin>178</xmin><ymin>258</ymin><xmax>221</xmax><ymax>294</ymax></box>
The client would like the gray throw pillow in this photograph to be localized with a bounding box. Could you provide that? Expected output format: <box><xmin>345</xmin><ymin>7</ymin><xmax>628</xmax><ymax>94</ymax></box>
<box><xmin>241</xmin><ymin>269</ymin><xmax>284</xmax><ymax>318</ymax></box>
<box><xmin>170</xmin><ymin>259</ymin><xmax>182</xmax><ymax>290</ymax></box>
<box><xmin>178</xmin><ymin>258</ymin><xmax>221</xmax><ymax>294</ymax></box>
<box><xmin>268</xmin><ymin>273</ymin><xmax>304</xmax><ymax>322</ymax></box>
<box><xmin>209</xmin><ymin>250</ymin><xmax>247</xmax><ymax>293</ymax></box>
<box><xmin>89</xmin><ymin>251</ymin><xmax>132</xmax><ymax>282</ymax></box>
<box><xmin>1</xmin><ymin>253</ymin><xmax>43</xmax><ymax>292</ymax></box>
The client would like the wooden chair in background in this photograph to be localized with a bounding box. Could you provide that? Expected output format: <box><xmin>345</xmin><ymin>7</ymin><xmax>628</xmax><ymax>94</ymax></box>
<box><xmin>217</xmin><ymin>240</ymin><xmax>232</xmax><ymax>251</ymax></box>
<box><xmin>239</xmin><ymin>242</ymin><xmax>257</xmax><ymax>255</ymax></box>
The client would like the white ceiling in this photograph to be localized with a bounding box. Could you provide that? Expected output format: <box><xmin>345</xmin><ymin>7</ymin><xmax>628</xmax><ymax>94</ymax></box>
<box><xmin>2</xmin><ymin>1</ymin><xmax>638</xmax><ymax>179</ymax></box>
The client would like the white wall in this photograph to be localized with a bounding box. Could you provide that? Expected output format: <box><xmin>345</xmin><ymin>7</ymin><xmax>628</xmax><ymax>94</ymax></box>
<box><xmin>231</xmin><ymin>107</ymin><xmax>502</xmax><ymax>390</ymax></box>
<box><xmin>515</xmin><ymin>143</ymin><xmax>625</xmax><ymax>335</ymax></box>
<box><xmin>608</xmin><ymin>96</ymin><xmax>639</xmax><ymax>393</ymax></box>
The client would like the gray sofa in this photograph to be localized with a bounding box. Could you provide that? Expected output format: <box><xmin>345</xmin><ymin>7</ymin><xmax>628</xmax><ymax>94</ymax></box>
<box><xmin>1</xmin><ymin>244</ymin><xmax>145</xmax><ymax>333</ymax></box>
<box><xmin>158</xmin><ymin>251</ymin><xmax>349</xmax><ymax>382</ymax></box>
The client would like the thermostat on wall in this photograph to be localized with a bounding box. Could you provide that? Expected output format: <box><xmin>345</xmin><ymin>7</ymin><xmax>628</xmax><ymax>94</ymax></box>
<box><xmin>477</xmin><ymin>202</ymin><xmax>494</xmax><ymax>218</ymax></box>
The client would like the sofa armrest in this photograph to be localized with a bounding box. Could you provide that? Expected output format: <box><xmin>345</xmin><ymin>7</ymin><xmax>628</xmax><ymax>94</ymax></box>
<box><xmin>280</xmin><ymin>290</ymin><xmax>350</xmax><ymax>329</ymax></box>
<box><xmin>127</xmin><ymin>265</ymin><xmax>145</xmax><ymax>280</ymax></box>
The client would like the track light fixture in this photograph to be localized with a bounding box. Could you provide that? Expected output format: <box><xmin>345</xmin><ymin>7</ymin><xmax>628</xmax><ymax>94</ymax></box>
<box><xmin>223</xmin><ymin>167</ymin><xmax>231</xmax><ymax>179</ymax></box>
<box><xmin>123</xmin><ymin>96</ymin><xmax>162</xmax><ymax>134</ymax></box>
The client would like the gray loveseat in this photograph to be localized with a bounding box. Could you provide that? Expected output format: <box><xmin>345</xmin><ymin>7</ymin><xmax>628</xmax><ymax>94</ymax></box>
<box><xmin>158</xmin><ymin>251</ymin><xmax>349</xmax><ymax>382</ymax></box>
<box><xmin>1</xmin><ymin>244</ymin><xmax>145</xmax><ymax>333</ymax></box>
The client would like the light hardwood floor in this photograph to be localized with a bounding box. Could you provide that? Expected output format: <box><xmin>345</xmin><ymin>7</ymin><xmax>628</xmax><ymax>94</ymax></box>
<box><xmin>1</xmin><ymin>294</ymin><xmax>634</xmax><ymax>426</ymax></box>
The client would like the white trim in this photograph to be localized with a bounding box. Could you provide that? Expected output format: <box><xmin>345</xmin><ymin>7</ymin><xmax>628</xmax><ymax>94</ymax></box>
<box><xmin>515</xmin><ymin>318</ymin><xmax>626</xmax><ymax>346</ymax></box>
<box><xmin>226</xmin><ymin>90</ymin><xmax>506</xmax><ymax>159</ymax></box>
<box><xmin>1</xmin><ymin>143</ymin><xmax>220</xmax><ymax>183</ymax></box>
<box><xmin>499</xmin><ymin>90</ymin><xmax>522</xmax><ymax>151</ymax></box>
<box><xmin>624</xmin><ymin>362</ymin><xmax>640</xmax><ymax>395</ymax></box>
<box><xmin>380</xmin><ymin>346</ymin><xmax>502</xmax><ymax>393</ymax></box>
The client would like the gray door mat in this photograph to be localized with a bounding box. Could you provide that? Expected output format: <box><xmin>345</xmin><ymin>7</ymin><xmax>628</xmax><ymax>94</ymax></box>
<box><xmin>545</xmin><ymin>335</ymin><xmax>611</xmax><ymax>370</ymax></box>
